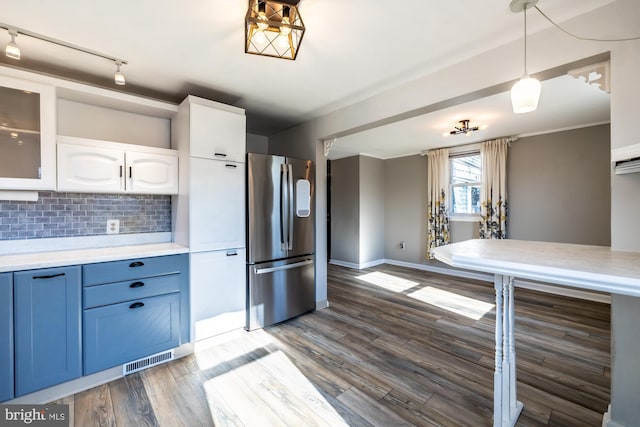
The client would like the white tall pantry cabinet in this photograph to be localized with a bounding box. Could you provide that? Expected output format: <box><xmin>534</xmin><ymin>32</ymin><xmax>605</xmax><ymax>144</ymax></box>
<box><xmin>172</xmin><ymin>96</ymin><xmax>247</xmax><ymax>341</ymax></box>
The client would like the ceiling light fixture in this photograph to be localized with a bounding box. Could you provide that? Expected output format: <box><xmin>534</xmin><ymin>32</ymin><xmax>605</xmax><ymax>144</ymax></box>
<box><xmin>510</xmin><ymin>0</ymin><xmax>541</xmax><ymax>114</ymax></box>
<box><xmin>114</xmin><ymin>61</ymin><xmax>126</xmax><ymax>86</ymax></box>
<box><xmin>245</xmin><ymin>0</ymin><xmax>305</xmax><ymax>60</ymax></box>
<box><xmin>449</xmin><ymin>120</ymin><xmax>480</xmax><ymax>136</ymax></box>
<box><xmin>0</xmin><ymin>21</ymin><xmax>128</xmax><ymax>86</ymax></box>
<box><xmin>5</xmin><ymin>29</ymin><xmax>20</xmax><ymax>60</ymax></box>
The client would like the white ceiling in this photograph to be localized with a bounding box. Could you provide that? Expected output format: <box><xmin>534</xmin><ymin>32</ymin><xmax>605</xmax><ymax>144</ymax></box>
<box><xmin>0</xmin><ymin>0</ymin><xmax>615</xmax><ymax>136</ymax></box>
<box><xmin>328</xmin><ymin>73</ymin><xmax>611</xmax><ymax>160</ymax></box>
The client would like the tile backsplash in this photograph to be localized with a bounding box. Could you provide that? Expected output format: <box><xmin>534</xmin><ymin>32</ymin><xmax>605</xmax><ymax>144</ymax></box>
<box><xmin>0</xmin><ymin>191</ymin><xmax>171</xmax><ymax>240</ymax></box>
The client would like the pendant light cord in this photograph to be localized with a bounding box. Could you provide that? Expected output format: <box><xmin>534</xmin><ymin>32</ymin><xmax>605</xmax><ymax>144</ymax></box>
<box><xmin>534</xmin><ymin>5</ymin><xmax>640</xmax><ymax>42</ymax></box>
<box><xmin>523</xmin><ymin>6</ymin><xmax>528</xmax><ymax>75</ymax></box>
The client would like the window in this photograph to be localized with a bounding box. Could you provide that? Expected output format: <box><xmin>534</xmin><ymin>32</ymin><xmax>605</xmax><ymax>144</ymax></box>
<box><xmin>450</xmin><ymin>153</ymin><xmax>481</xmax><ymax>216</ymax></box>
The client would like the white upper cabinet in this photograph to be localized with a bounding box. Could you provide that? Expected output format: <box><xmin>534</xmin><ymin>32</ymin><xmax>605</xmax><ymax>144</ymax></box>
<box><xmin>126</xmin><ymin>151</ymin><xmax>178</xmax><ymax>194</ymax></box>
<box><xmin>57</xmin><ymin>143</ymin><xmax>125</xmax><ymax>193</ymax></box>
<box><xmin>0</xmin><ymin>75</ymin><xmax>56</xmax><ymax>191</ymax></box>
<box><xmin>57</xmin><ymin>136</ymin><xmax>178</xmax><ymax>194</ymax></box>
<box><xmin>189</xmin><ymin>100</ymin><xmax>246</xmax><ymax>163</ymax></box>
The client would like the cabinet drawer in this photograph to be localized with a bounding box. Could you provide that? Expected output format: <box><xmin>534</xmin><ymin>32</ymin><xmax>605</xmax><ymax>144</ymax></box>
<box><xmin>84</xmin><ymin>274</ymin><xmax>181</xmax><ymax>309</ymax></box>
<box><xmin>83</xmin><ymin>254</ymin><xmax>187</xmax><ymax>286</ymax></box>
<box><xmin>84</xmin><ymin>292</ymin><xmax>181</xmax><ymax>375</ymax></box>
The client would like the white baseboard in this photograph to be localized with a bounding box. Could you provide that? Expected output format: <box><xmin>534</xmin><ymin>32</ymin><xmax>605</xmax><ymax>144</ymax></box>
<box><xmin>603</xmin><ymin>405</ymin><xmax>626</xmax><ymax>427</ymax></box>
<box><xmin>329</xmin><ymin>258</ymin><xmax>385</xmax><ymax>270</ymax></box>
<box><xmin>333</xmin><ymin>258</ymin><xmax>611</xmax><ymax>304</ymax></box>
<box><xmin>5</xmin><ymin>342</ymin><xmax>193</xmax><ymax>404</ymax></box>
<box><xmin>316</xmin><ymin>299</ymin><xmax>330</xmax><ymax>310</ymax></box>
<box><xmin>329</xmin><ymin>259</ymin><xmax>360</xmax><ymax>269</ymax></box>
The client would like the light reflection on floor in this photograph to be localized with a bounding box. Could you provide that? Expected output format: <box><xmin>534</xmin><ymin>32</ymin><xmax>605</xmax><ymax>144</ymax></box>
<box><xmin>195</xmin><ymin>329</ymin><xmax>349</xmax><ymax>426</ymax></box>
<box><xmin>356</xmin><ymin>271</ymin><xmax>419</xmax><ymax>292</ymax></box>
<box><xmin>357</xmin><ymin>270</ymin><xmax>494</xmax><ymax>320</ymax></box>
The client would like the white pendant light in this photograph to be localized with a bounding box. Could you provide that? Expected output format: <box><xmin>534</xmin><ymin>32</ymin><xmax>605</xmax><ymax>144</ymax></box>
<box><xmin>5</xmin><ymin>29</ymin><xmax>21</xmax><ymax>60</ymax></box>
<box><xmin>510</xmin><ymin>0</ymin><xmax>541</xmax><ymax>114</ymax></box>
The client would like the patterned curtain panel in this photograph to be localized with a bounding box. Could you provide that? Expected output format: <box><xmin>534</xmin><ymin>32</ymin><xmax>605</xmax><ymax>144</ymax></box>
<box><xmin>479</xmin><ymin>138</ymin><xmax>509</xmax><ymax>239</ymax></box>
<box><xmin>427</xmin><ymin>148</ymin><xmax>450</xmax><ymax>258</ymax></box>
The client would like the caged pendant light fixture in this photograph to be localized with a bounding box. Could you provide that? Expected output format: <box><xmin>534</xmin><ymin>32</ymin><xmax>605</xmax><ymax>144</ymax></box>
<box><xmin>245</xmin><ymin>0</ymin><xmax>305</xmax><ymax>60</ymax></box>
<box><xmin>510</xmin><ymin>0</ymin><xmax>541</xmax><ymax>113</ymax></box>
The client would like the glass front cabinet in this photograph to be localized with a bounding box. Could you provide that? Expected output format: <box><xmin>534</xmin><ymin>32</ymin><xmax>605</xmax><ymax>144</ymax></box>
<box><xmin>0</xmin><ymin>75</ymin><xmax>56</xmax><ymax>190</ymax></box>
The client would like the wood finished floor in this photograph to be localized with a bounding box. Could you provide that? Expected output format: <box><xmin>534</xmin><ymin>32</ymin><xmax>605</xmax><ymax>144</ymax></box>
<box><xmin>54</xmin><ymin>263</ymin><xmax>611</xmax><ymax>426</ymax></box>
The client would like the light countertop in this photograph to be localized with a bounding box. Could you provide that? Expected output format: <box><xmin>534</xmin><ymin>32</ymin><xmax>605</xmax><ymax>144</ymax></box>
<box><xmin>0</xmin><ymin>242</ymin><xmax>189</xmax><ymax>273</ymax></box>
<box><xmin>433</xmin><ymin>239</ymin><xmax>640</xmax><ymax>297</ymax></box>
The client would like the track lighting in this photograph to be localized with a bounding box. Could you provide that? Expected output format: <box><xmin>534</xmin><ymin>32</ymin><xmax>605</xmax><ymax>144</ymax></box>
<box><xmin>114</xmin><ymin>61</ymin><xmax>126</xmax><ymax>86</ymax></box>
<box><xmin>510</xmin><ymin>0</ymin><xmax>541</xmax><ymax>114</ymax></box>
<box><xmin>0</xmin><ymin>22</ymin><xmax>127</xmax><ymax>86</ymax></box>
<box><xmin>5</xmin><ymin>29</ymin><xmax>20</xmax><ymax>60</ymax></box>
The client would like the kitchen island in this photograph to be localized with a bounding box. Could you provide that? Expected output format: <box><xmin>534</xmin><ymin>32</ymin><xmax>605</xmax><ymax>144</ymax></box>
<box><xmin>433</xmin><ymin>239</ymin><xmax>640</xmax><ymax>427</ymax></box>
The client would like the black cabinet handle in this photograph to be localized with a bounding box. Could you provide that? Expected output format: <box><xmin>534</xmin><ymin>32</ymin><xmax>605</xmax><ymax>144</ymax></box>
<box><xmin>129</xmin><ymin>166</ymin><xmax>132</xmax><ymax>179</ymax></box>
<box><xmin>214</xmin><ymin>152</ymin><xmax>227</xmax><ymax>157</ymax></box>
<box><xmin>129</xmin><ymin>302</ymin><xmax>144</xmax><ymax>309</ymax></box>
<box><xmin>129</xmin><ymin>261</ymin><xmax>144</xmax><ymax>268</ymax></box>
<box><xmin>225</xmin><ymin>164</ymin><xmax>237</xmax><ymax>168</ymax></box>
<box><xmin>33</xmin><ymin>273</ymin><xmax>65</xmax><ymax>280</ymax></box>
<box><xmin>226</xmin><ymin>251</ymin><xmax>238</xmax><ymax>256</ymax></box>
<box><xmin>119</xmin><ymin>165</ymin><xmax>123</xmax><ymax>177</ymax></box>
<box><xmin>129</xmin><ymin>281</ymin><xmax>145</xmax><ymax>288</ymax></box>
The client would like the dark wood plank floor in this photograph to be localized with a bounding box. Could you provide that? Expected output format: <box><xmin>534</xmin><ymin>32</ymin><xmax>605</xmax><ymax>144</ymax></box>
<box><xmin>55</xmin><ymin>263</ymin><xmax>611</xmax><ymax>426</ymax></box>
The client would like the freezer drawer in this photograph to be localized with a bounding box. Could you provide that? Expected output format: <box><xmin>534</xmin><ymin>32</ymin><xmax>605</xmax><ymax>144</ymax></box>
<box><xmin>247</xmin><ymin>256</ymin><xmax>315</xmax><ymax>331</ymax></box>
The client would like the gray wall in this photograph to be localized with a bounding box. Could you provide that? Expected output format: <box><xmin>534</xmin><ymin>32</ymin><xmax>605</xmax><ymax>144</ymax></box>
<box><xmin>609</xmin><ymin>35</ymin><xmax>640</xmax><ymax>427</ymax></box>
<box><xmin>384</xmin><ymin>155</ymin><xmax>428</xmax><ymax>263</ymax></box>
<box><xmin>247</xmin><ymin>133</ymin><xmax>269</xmax><ymax>154</ymax></box>
<box><xmin>359</xmin><ymin>156</ymin><xmax>385</xmax><ymax>264</ymax></box>
<box><xmin>58</xmin><ymin>99</ymin><xmax>170</xmax><ymax>148</ymax></box>
<box><xmin>330</xmin><ymin>156</ymin><xmax>359</xmax><ymax>264</ymax></box>
<box><xmin>377</xmin><ymin>124</ymin><xmax>611</xmax><ymax>265</ymax></box>
<box><xmin>508</xmin><ymin>124</ymin><xmax>611</xmax><ymax>246</ymax></box>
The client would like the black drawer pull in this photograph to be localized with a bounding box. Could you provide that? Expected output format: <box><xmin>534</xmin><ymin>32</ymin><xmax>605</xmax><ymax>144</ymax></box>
<box><xmin>129</xmin><ymin>261</ymin><xmax>145</xmax><ymax>268</ymax></box>
<box><xmin>33</xmin><ymin>273</ymin><xmax>65</xmax><ymax>280</ymax></box>
<box><xmin>225</xmin><ymin>164</ymin><xmax>237</xmax><ymax>168</ymax></box>
<box><xmin>129</xmin><ymin>302</ymin><xmax>145</xmax><ymax>309</ymax></box>
<box><xmin>214</xmin><ymin>152</ymin><xmax>227</xmax><ymax>157</ymax></box>
<box><xmin>129</xmin><ymin>281</ymin><xmax>145</xmax><ymax>288</ymax></box>
<box><xmin>226</xmin><ymin>251</ymin><xmax>238</xmax><ymax>256</ymax></box>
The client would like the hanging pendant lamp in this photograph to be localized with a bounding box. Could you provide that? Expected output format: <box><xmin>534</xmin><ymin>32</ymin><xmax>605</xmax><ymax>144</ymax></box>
<box><xmin>510</xmin><ymin>0</ymin><xmax>541</xmax><ymax>113</ymax></box>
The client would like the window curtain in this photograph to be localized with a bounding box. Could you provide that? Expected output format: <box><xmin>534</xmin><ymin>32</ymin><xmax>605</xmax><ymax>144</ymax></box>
<box><xmin>427</xmin><ymin>148</ymin><xmax>450</xmax><ymax>258</ymax></box>
<box><xmin>479</xmin><ymin>138</ymin><xmax>509</xmax><ymax>239</ymax></box>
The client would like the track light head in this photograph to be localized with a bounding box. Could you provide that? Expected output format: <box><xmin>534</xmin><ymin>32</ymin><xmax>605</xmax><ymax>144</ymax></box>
<box><xmin>5</xmin><ymin>29</ymin><xmax>20</xmax><ymax>60</ymax></box>
<box><xmin>114</xmin><ymin>61</ymin><xmax>126</xmax><ymax>86</ymax></box>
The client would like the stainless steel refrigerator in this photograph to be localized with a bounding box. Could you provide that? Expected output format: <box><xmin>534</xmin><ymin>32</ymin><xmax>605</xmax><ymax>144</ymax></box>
<box><xmin>246</xmin><ymin>153</ymin><xmax>315</xmax><ymax>330</ymax></box>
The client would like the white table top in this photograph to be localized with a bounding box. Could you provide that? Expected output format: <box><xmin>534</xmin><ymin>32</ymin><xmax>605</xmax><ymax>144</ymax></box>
<box><xmin>0</xmin><ymin>242</ymin><xmax>189</xmax><ymax>273</ymax></box>
<box><xmin>433</xmin><ymin>239</ymin><xmax>640</xmax><ymax>297</ymax></box>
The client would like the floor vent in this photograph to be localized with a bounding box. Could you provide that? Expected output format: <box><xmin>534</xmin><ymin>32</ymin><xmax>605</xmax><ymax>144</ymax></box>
<box><xmin>123</xmin><ymin>350</ymin><xmax>174</xmax><ymax>375</ymax></box>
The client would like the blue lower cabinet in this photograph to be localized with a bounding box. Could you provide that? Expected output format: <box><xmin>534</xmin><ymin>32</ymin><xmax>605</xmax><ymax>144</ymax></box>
<box><xmin>83</xmin><ymin>292</ymin><xmax>180</xmax><ymax>375</ymax></box>
<box><xmin>14</xmin><ymin>266</ymin><xmax>82</xmax><ymax>397</ymax></box>
<box><xmin>0</xmin><ymin>273</ymin><xmax>13</xmax><ymax>402</ymax></box>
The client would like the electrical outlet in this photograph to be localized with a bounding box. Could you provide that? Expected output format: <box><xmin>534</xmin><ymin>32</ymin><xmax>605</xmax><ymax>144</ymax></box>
<box><xmin>106</xmin><ymin>219</ymin><xmax>120</xmax><ymax>235</ymax></box>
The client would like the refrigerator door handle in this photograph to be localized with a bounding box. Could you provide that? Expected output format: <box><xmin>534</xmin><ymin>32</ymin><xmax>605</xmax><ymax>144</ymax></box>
<box><xmin>280</xmin><ymin>163</ymin><xmax>289</xmax><ymax>251</ymax></box>
<box><xmin>287</xmin><ymin>163</ymin><xmax>294</xmax><ymax>250</ymax></box>
<box><xmin>254</xmin><ymin>259</ymin><xmax>314</xmax><ymax>275</ymax></box>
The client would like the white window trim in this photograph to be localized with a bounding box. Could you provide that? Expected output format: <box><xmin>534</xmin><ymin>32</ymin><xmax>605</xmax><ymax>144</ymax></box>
<box><xmin>449</xmin><ymin>150</ymin><xmax>481</xmax><ymax>218</ymax></box>
<box><xmin>449</xmin><ymin>213</ymin><xmax>481</xmax><ymax>222</ymax></box>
